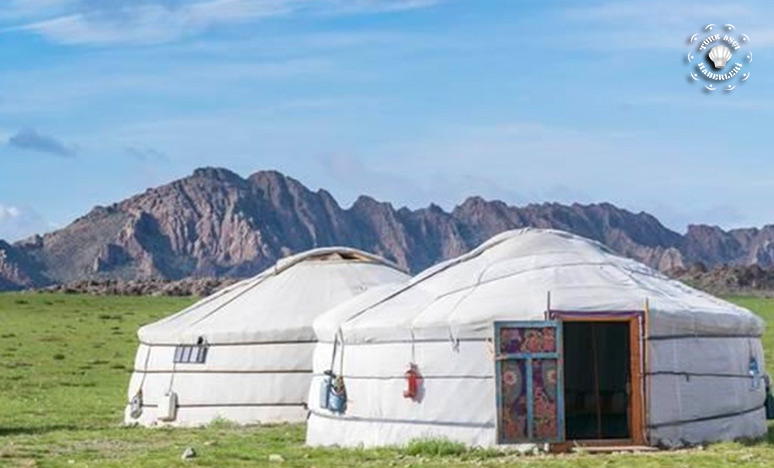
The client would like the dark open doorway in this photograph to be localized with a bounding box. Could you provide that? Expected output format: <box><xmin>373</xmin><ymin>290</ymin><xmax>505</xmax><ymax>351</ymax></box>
<box><xmin>563</xmin><ymin>321</ymin><xmax>631</xmax><ymax>440</ymax></box>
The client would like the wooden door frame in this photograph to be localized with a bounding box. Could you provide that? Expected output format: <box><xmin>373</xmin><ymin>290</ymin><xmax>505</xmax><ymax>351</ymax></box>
<box><xmin>549</xmin><ymin>311</ymin><xmax>647</xmax><ymax>447</ymax></box>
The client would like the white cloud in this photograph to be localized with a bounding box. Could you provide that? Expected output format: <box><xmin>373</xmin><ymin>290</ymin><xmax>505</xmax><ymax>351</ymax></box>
<box><xmin>623</xmin><ymin>95</ymin><xmax>774</xmax><ymax>111</ymax></box>
<box><xmin>0</xmin><ymin>55</ymin><xmax>335</xmax><ymax>119</ymax></box>
<box><xmin>13</xmin><ymin>2</ymin><xmax>292</xmax><ymax>45</ymax></box>
<box><xmin>563</xmin><ymin>0</ymin><xmax>774</xmax><ymax>50</ymax></box>
<box><xmin>4</xmin><ymin>0</ymin><xmax>444</xmax><ymax>45</ymax></box>
<box><xmin>0</xmin><ymin>204</ymin><xmax>51</xmax><ymax>241</ymax></box>
<box><xmin>277</xmin><ymin>95</ymin><xmax>386</xmax><ymax>110</ymax></box>
<box><xmin>565</xmin><ymin>1</ymin><xmax>750</xmax><ymax>24</ymax></box>
<box><xmin>0</xmin><ymin>0</ymin><xmax>74</xmax><ymax>22</ymax></box>
<box><xmin>317</xmin><ymin>0</ymin><xmax>443</xmax><ymax>15</ymax></box>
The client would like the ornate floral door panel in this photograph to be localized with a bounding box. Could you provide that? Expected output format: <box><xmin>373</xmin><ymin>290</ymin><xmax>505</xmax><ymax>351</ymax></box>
<box><xmin>495</xmin><ymin>322</ymin><xmax>564</xmax><ymax>444</ymax></box>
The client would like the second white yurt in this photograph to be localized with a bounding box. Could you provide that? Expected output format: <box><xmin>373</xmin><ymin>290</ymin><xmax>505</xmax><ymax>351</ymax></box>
<box><xmin>124</xmin><ymin>247</ymin><xmax>409</xmax><ymax>427</ymax></box>
<box><xmin>307</xmin><ymin>229</ymin><xmax>768</xmax><ymax>449</ymax></box>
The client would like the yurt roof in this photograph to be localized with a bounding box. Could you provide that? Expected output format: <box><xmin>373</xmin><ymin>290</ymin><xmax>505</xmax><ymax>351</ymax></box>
<box><xmin>138</xmin><ymin>247</ymin><xmax>409</xmax><ymax>345</ymax></box>
<box><xmin>316</xmin><ymin>229</ymin><xmax>764</xmax><ymax>342</ymax></box>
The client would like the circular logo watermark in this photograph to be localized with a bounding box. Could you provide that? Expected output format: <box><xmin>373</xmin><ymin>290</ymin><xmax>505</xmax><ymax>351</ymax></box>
<box><xmin>687</xmin><ymin>24</ymin><xmax>751</xmax><ymax>92</ymax></box>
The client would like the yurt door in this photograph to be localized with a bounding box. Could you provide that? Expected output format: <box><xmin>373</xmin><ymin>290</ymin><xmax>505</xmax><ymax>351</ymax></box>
<box><xmin>555</xmin><ymin>313</ymin><xmax>646</xmax><ymax>445</ymax></box>
<box><xmin>494</xmin><ymin>321</ymin><xmax>564</xmax><ymax>444</ymax></box>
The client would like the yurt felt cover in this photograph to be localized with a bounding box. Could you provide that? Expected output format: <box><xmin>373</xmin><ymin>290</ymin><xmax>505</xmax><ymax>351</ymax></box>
<box><xmin>125</xmin><ymin>247</ymin><xmax>409</xmax><ymax>426</ymax></box>
<box><xmin>138</xmin><ymin>247</ymin><xmax>409</xmax><ymax>344</ymax></box>
<box><xmin>307</xmin><ymin>229</ymin><xmax>766</xmax><ymax>448</ymax></box>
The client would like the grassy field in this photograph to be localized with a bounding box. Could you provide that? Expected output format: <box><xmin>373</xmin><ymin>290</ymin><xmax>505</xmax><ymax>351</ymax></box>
<box><xmin>0</xmin><ymin>293</ymin><xmax>773</xmax><ymax>467</ymax></box>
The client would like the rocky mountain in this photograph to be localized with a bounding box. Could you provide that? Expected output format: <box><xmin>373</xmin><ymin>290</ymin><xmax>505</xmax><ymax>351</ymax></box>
<box><xmin>0</xmin><ymin>240</ymin><xmax>48</xmax><ymax>290</ymax></box>
<box><xmin>668</xmin><ymin>263</ymin><xmax>774</xmax><ymax>297</ymax></box>
<box><xmin>2</xmin><ymin>167</ymin><xmax>774</xmax><ymax>291</ymax></box>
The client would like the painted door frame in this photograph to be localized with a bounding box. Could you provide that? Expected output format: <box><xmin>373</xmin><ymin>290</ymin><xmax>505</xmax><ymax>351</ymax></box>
<box><xmin>549</xmin><ymin>310</ymin><xmax>647</xmax><ymax>446</ymax></box>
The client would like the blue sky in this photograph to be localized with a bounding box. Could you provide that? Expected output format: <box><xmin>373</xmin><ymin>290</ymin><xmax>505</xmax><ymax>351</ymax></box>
<box><xmin>0</xmin><ymin>0</ymin><xmax>772</xmax><ymax>241</ymax></box>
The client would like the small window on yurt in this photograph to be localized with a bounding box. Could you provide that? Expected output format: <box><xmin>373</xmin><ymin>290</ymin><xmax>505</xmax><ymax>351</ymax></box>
<box><xmin>173</xmin><ymin>338</ymin><xmax>208</xmax><ymax>364</ymax></box>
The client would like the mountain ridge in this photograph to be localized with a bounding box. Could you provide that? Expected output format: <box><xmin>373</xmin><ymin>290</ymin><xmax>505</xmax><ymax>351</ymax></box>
<box><xmin>1</xmin><ymin>167</ymin><xmax>772</xmax><ymax>291</ymax></box>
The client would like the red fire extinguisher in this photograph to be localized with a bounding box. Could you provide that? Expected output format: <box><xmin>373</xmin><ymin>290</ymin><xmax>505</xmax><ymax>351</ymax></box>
<box><xmin>403</xmin><ymin>363</ymin><xmax>422</xmax><ymax>401</ymax></box>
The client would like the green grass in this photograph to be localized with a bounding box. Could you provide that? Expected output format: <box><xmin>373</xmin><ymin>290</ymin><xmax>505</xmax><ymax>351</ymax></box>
<box><xmin>0</xmin><ymin>293</ymin><xmax>773</xmax><ymax>467</ymax></box>
<box><xmin>403</xmin><ymin>438</ymin><xmax>468</xmax><ymax>457</ymax></box>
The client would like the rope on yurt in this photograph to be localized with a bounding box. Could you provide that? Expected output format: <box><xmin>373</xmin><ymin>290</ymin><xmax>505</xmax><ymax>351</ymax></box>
<box><xmin>318</xmin><ymin>331</ymin><xmax>339</xmax><ymax>411</ymax></box>
<box><xmin>336</xmin><ymin>232</ymin><xmax>518</xmax><ymax>333</ymax></box>
<box><xmin>150</xmin><ymin>339</ymin><xmax>182</xmax><ymax>422</ymax></box>
<box><xmin>129</xmin><ymin>343</ymin><xmax>153</xmax><ymax>418</ymax></box>
<box><xmin>308</xmin><ymin>408</ymin><xmax>495</xmax><ymax>428</ymax></box>
<box><xmin>648</xmin><ymin>404</ymin><xmax>764</xmax><ymax>429</ymax></box>
<box><xmin>445</xmin><ymin>262</ymin><xmax>491</xmax><ymax>352</ymax></box>
<box><xmin>410</xmin><ymin>329</ymin><xmax>416</xmax><ymax>364</ymax></box>
<box><xmin>337</xmin><ymin>329</ymin><xmax>345</xmax><ymax>377</ymax></box>
<box><xmin>323</xmin><ymin>329</ymin><xmax>348</xmax><ymax>379</ymax></box>
<box><xmin>643</xmin><ymin>298</ymin><xmax>651</xmax><ymax>445</ymax></box>
<box><xmin>647</xmin><ymin>371</ymin><xmax>758</xmax><ymax>379</ymax></box>
<box><xmin>329</xmin><ymin>331</ymin><xmax>339</xmax><ymax>374</ymax></box>
<box><xmin>648</xmin><ymin>333</ymin><xmax>762</xmax><ymax>340</ymax></box>
<box><xmin>402</xmin><ymin>328</ymin><xmax>425</xmax><ymax>400</ymax></box>
<box><xmin>147</xmin><ymin>275</ymin><xmax>257</xmax><ymax>328</ymax></box>
<box><xmin>326</xmin><ymin>328</ymin><xmax>347</xmax><ymax>412</ymax></box>
<box><xmin>447</xmin><ymin>329</ymin><xmax>460</xmax><ymax>352</ymax></box>
<box><xmin>138</xmin><ymin>344</ymin><xmax>152</xmax><ymax>386</ymax></box>
<box><xmin>325</xmin><ymin>328</ymin><xmax>347</xmax><ymax>377</ymax></box>
<box><xmin>166</xmin><ymin>350</ymin><xmax>178</xmax><ymax>395</ymax></box>
<box><xmin>187</xmin><ymin>269</ymin><xmax>276</xmax><ymax>327</ymax></box>
<box><xmin>666</xmin><ymin>299</ymin><xmax>684</xmax><ymax>440</ymax></box>
<box><xmin>160</xmin><ymin>333</ymin><xmax>192</xmax><ymax>414</ymax></box>
<box><xmin>544</xmin><ymin>291</ymin><xmax>551</xmax><ymax>320</ymax></box>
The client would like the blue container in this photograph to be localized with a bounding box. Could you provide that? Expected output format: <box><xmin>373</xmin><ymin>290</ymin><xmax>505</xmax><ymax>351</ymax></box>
<box><xmin>328</xmin><ymin>374</ymin><xmax>347</xmax><ymax>414</ymax></box>
<box><xmin>329</xmin><ymin>389</ymin><xmax>347</xmax><ymax>414</ymax></box>
<box><xmin>750</xmin><ymin>357</ymin><xmax>762</xmax><ymax>390</ymax></box>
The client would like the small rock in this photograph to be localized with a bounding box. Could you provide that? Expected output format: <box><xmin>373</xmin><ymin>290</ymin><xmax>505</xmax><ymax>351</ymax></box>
<box><xmin>181</xmin><ymin>447</ymin><xmax>197</xmax><ymax>460</ymax></box>
<box><xmin>204</xmin><ymin>440</ymin><xmax>217</xmax><ymax>447</ymax></box>
<box><xmin>268</xmin><ymin>454</ymin><xmax>285</xmax><ymax>463</ymax></box>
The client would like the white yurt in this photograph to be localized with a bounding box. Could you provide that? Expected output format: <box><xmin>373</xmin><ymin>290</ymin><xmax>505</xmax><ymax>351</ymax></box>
<box><xmin>307</xmin><ymin>229</ymin><xmax>768</xmax><ymax>448</ymax></box>
<box><xmin>124</xmin><ymin>247</ymin><xmax>409</xmax><ymax>427</ymax></box>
